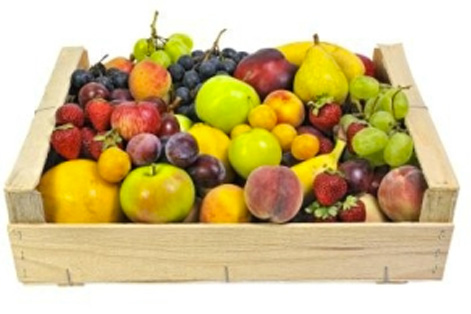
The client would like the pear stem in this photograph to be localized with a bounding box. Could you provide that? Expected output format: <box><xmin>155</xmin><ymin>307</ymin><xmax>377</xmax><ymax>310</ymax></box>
<box><xmin>313</xmin><ymin>34</ymin><xmax>320</xmax><ymax>45</ymax></box>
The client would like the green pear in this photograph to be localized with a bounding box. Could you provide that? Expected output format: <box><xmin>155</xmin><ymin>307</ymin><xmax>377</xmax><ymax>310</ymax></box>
<box><xmin>293</xmin><ymin>34</ymin><xmax>349</xmax><ymax>104</ymax></box>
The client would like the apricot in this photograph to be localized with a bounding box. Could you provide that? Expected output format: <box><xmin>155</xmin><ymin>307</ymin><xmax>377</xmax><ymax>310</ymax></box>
<box><xmin>200</xmin><ymin>184</ymin><xmax>251</xmax><ymax>223</ymax></box>
<box><xmin>378</xmin><ymin>165</ymin><xmax>427</xmax><ymax>222</ymax></box>
<box><xmin>264</xmin><ymin>90</ymin><xmax>305</xmax><ymax>127</ymax></box>
<box><xmin>244</xmin><ymin>165</ymin><xmax>303</xmax><ymax>223</ymax></box>
<box><xmin>105</xmin><ymin>57</ymin><xmax>134</xmax><ymax>74</ymax></box>
<box><xmin>129</xmin><ymin>60</ymin><xmax>172</xmax><ymax>101</ymax></box>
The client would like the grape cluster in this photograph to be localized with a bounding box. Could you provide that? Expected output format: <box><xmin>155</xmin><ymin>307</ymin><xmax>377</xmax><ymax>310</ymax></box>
<box><xmin>169</xmin><ymin>48</ymin><xmax>248</xmax><ymax>120</ymax></box>
<box><xmin>69</xmin><ymin>60</ymin><xmax>129</xmax><ymax>96</ymax></box>
<box><xmin>346</xmin><ymin>75</ymin><xmax>413</xmax><ymax>167</ymax></box>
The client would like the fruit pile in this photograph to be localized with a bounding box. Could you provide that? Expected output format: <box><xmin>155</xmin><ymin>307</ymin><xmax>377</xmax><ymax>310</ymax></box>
<box><xmin>39</xmin><ymin>12</ymin><xmax>428</xmax><ymax>224</ymax></box>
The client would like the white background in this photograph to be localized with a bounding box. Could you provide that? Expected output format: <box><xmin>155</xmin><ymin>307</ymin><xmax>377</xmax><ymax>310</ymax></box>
<box><xmin>0</xmin><ymin>0</ymin><xmax>469</xmax><ymax>313</ymax></box>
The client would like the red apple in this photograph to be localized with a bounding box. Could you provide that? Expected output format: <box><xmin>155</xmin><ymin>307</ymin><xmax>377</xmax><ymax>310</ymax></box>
<box><xmin>356</xmin><ymin>54</ymin><xmax>376</xmax><ymax>77</ymax></box>
<box><xmin>234</xmin><ymin>48</ymin><xmax>297</xmax><ymax>99</ymax></box>
<box><xmin>111</xmin><ymin>101</ymin><xmax>161</xmax><ymax>140</ymax></box>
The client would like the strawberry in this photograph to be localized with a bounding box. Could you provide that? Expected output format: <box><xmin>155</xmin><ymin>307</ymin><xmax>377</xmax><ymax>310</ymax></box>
<box><xmin>313</xmin><ymin>171</ymin><xmax>348</xmax><ymax>206</ymax></box>
<box><xmin>308</xmin><ymin>102</ymin><xmax>342</xmax><ymax>134</ymax></box>
<box><xmin>85</xmin><ymin>98</ymin><xmax>114</xmax><ymax>131</ymax></box>
<box><xmin>318</xmin><ymin>136</ymin><xmax>334</xmax><ymax>154</ymax></box>
<box><xmin>84</xmin><ymin>129</ymin><xmax>123</xmax><ymax>160</ymax></box>
<box><xmin>339</xmin><ymin>195</ymin><xmax>366</xmax><ymax>222</ymax></box>
<box><xmin>55</xmin><ymin>103</ymin><xmax>84</xmax><ymax>127</ymax></box>
<box><xmin>346</xmin><ymin>122</ymin><xmax>366</xmax><ymax>154</ymax></box>
<box><xmin>81</xmin><ymin>127</ymin><xmax>98</xmax><ymax>159</ymax></box>
<box><xmin>305</xmin><ymin>201</ymin><xmax>339</xmax><ymax>223</ymax></box>
<box><xmin>50</xmin><ymin>124</ymin><xmax>82</xmax><ymax>160</ymax></box>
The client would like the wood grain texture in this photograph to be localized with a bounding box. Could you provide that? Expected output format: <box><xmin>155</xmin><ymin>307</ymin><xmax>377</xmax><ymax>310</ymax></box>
<box><xmin>406</xmin><ymin>107</ymin><xmax>459</xmax><ymax>222</ymax></box>
<box><xmin>374</xmin><ymin>44</ymin><xmax>426</xmax><ymax>108</ymax></box>
<box><xmin>4</xmin><ymin>47</ymin><xmax>88</xmax><ymax>223</ymax></box>
<box><xmin>9</xmin><ymin>223</ymin><xmax>453</xmax><ymax>284</ymax></box>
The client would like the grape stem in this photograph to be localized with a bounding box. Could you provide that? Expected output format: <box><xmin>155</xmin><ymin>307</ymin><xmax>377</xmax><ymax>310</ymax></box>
<box><xmin>168</xmin><ymin>97</ymin><xmax>182</xmax><ymax>112</ymax></box>
<box><xmin>203</xmin><ymin>28</ymin><xmax>227</xmax><ymax>61</ymax></box>
<box><xmin>150</xmin><ymin>11</ymin><xmax>159</xmax><ymax>39</ymax></box>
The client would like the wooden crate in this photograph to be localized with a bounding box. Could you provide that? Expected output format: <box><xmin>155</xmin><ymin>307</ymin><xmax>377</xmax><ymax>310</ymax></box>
<box><xmin>4</xmin><ymin>44</ymin><xmax>458</xmax><ymax>284</ymax></box>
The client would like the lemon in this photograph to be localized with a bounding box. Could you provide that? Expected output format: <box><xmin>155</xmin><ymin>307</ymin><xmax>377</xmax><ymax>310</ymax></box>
<box><xmin>38</xmin><ymin>159</ymin><xmax>122</xmax><ymax>223</ymax></box>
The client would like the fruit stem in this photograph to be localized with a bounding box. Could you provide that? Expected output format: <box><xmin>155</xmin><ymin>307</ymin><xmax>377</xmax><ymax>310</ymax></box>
<box><xmin>313</xmin><ymin>34</ymin><xmax>320</xmax><ymax>45</ymax></box>
<box><xmin>203</xmin><ymin>28</ymin><xmax>227</xmax><ymax>61</ymax></box>
<box><xmin>98</xmin><ymin>54</ymin><xmax>109</xmax><ymax>63</ymax></box>
<box><xmin>150</xmin><ymin>10</ymin><xmax>159</xmax><ymax>39</ymax></box>
<box><xmin>168</xmin><ymin>97</ymin><xmax>182</xmax><ymax>112</ymax></box>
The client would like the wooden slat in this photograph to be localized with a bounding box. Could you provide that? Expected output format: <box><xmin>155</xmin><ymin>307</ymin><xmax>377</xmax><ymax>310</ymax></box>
<box><xmin>4</xmin><ymin>47</ymin><xmax>88</xmax><ymax>223</ymax></box>
<box><xmin>373</xmin><ymin>44</ymin><xmax>426</xmax><ymax>108</ymax></box>
<box><xmin>406</xmin><ymin>107</ymin><xmax>459</xmax><ymax>222</ymax></box>
<box><xmin>9</xmin><ymin>223</ymin><xmax>453</xmax><ymax>284</ymax></box>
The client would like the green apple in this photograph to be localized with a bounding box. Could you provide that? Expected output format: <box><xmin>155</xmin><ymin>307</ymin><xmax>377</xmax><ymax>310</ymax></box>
<box><xmin>195</xmin><ymin>76</ymin><xmax>260</xmax><ymax>133</ymax></box>
<box><xmin>120</xmin><ymin>163</ymin><xmax>195</xmax><ymax>223</ymax></box>
<box><xmin>175</xmin><ymin>114</ymin><xmax>193</xmax><ymax>132</ymax></box>
<box><xmin>228</xmin><ymin>128</ymin><xmax>282</xmax><ymax>178</ymax></box>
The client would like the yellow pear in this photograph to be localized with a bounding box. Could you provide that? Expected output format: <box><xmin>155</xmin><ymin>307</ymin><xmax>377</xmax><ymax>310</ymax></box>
<box><xmin>293</xmin><ymin>34</ymin><xmax>349</xmax><ymax>104</ymax></box>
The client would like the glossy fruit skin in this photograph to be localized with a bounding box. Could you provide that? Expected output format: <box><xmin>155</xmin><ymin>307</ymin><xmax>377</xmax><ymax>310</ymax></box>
<box><xmin>111</xmin><ymin>101</ymin><xmax>161</xmax><ymax>140</ymax></box>
<box><xmin>308</xmin><ymin>103</ymin><xmax>342</xmax><ymax>134</ymax></box>
<box><xmin>228</xmin><ymin>128</ymin><xmax>282</xmax><ymax>178</ymax></box>
<box><xmin>200</xmin><ymin>184</ymin><xmax>250</xmax><ymax>223</ymax></box>
<box><xmin>97</xmin><ymin>147</ymin><xmax>131</xmax><ymax>183</ymax></box>
<box><xmin>120</xmin><ymin>163</ymin><xmax>195</xmax><ymax>223</ymax></box>
<box><xmin>129</xmin><ymin>60</ymin><xmax>172</xmax><ymax>101</ymax></box>
<box><xmin>264</xmin><ymin>90</ymin><xmax>305</xmax><ymax>128</ymax></box>
<box><xmin>291</xmin><ymin>134</ymin><xmax>320</xmax><ymax>160</ymax></box>
<box><xmin>248</xmin><ymin>105</ymin><xmax>277</xmax><ymax>130</ymax></box>
<box><xmin>356</xmin><ymin>54</ymin><xmax>376</xmax><ymax>77</ymax></box>
<box><xmin>55</xmin><ymin>103</ymin><xmax>84</xmax><ymax>127</ymax></box>
<box><xmin>234</xmin><ymin>48</ymin><xmax>297</xmax><ymax>99</ymax></box>
<box><xmin>195</xmin><ymin>76</ymin><xmax>260</xmax><ymax>133</ymax></box>
<box><xmin>126</xmin><ymin>133</ymin><xmax>162</xmax><ymax>166</ymax></box>
<box><xmin>78</xmin><ymin>82</ymin><xmax>110</xmax><ymax>107</ymax></box>
<box><xmin>51</xmin><ymin>125</ymin><xmax>82</xmax><ymax>160</ymax></box>
<box><xmin>165</xmin><ymin>132</ymin><xmax>199</xmax><ymax>168</ymax></box>
<box><xmin>38</xmin><ymin>160</ymin><xmax>122</xmax><ymax>223</ymax></box>
<box><xmin>339</xmin><ymin>159</ymin><xmax>374</xmax><ymax>193</ymax></box>
<box><xmin>85</xmin><ymin>98</ymin><xmax>114</xmax><ymax>131</ymax></box>
<box><xmin>105</xmin><ymin>57</ymin><xmax>134</xmax><ymax>74</ymax></box>
<box><xmin>313</xmin><ymin>172</ymin><xmax>348</xmax><ymax>206</ymax></box>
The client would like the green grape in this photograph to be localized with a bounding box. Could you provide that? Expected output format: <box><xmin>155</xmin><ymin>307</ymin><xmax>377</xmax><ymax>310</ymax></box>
<box><xmin>352</xmin><ymin>127</ymin><xmax>389</xmax><ymax>156</ymax></box>
<box><xmin>150</xmin><ymin>50</ymin><xmax>172</xmax><ymax>68</ymax></box>
<box><xmin>349</xmin><ymin>75</ymin><xmax>380</xmax><ymax>100</ymax></box>
<box><xmin>375</xmin><ymin>88</ymin><xmax>398</xmax><ymax>114</ymax></box>
<box><xmin>383</xmin><ymin>132</ymin><xmax>413</xmax><ymax>167</ymax></box>
<box><xmin>340</xmin><ymin>114</ymin><xmax>359</xmax><ymax>131</ymax></box>
<box><xmin>392</xmin><ymin>90</ymin><xmax>409</xmax><ymax>120</ymax></box>
<box><xmin>164</xmin><ymin>38</ymin><xmax>191</xmax><ymax>63</ymax></box>
<box><xmin>364</xmin><ymin>149</ymin><xmax>386</xmax><ymax>167</ymax></box>
<box><xmin>364</xmin><ymin>97</ymin><xmax>378</xmax><ymax>119</ymax></box>
<box><xmin>133</xmin><ymin>38</ymin><xmax>154</xmax><ymax>62</ymax></box>
<box><xmin>369</xmin><ymin>111</ymin><xmax>396</xmax><ymax>133</ymax></box>
<box><xmin>169</xmin><ymin>33</ymin><xmax>193</xmax><ymax>50</ymax></box>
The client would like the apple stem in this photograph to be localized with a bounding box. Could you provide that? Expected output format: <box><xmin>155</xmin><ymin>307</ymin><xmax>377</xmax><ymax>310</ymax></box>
<box><xmin>203</xmin><ymin>28</ymin><xmax>227</xmax><ymax>61</ymax></box>
<box><xmin>150</xmin><ymin>164</ymin><xmax>157</xmax><ymax>176</ymax></box>
<box><xmin>313</xmin><ymin>34</ymin><xmax>320</xmax><ymax>45</ymax></box>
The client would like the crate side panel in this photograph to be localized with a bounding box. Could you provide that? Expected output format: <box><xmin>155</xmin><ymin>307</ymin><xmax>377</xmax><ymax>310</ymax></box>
<box><xmin>9</xmin><ymin>223</ymin><xmax>453</xmax><ymax>284</ymax></box>
<box><xmin>5</xmin><ymin>47</ymin><xmax>88</xmax><ymax>223</ymax></box>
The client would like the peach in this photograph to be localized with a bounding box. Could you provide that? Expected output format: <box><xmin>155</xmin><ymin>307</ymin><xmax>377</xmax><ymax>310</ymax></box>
<box><xmin>244</xmin><ymin>165</ymin><xmax>303</xmax><ymax>223</ymax></box>
<box><xmin>264</xmin><ymin>90</ymin><xmax>305</xmax><ymax>127</ymax></box>
<box><xmin>200</xmin><ymin>184</ymin><xmax>251</xmax><ymax>223</ymax></box>
<box><xmin>378</xmin><ymin>166</ymin><xmax>427</xmax><ymax>222</ymax></box>
<box><xmin>129</xmin><ymin>60</ymin><xmax>172</xmax><ymax>101</ymax></box>
<box><xmin>105</xmin><ymin>57</ymin><xmax>134</xmax><ymax>74</ymax></box>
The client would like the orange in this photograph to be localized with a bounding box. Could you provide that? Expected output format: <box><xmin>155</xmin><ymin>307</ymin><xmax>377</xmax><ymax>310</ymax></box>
<box><xmin>37</xmin><ymin>160</ymin><xmax>122</xmax><ymax>223</ymax></box>
<box><xmin>248</xmin><ymin>105</ymin><xmax>277</xmax><ymax>130</ymax></box>
<box><xmin>291</xmin><ymin>134</ymin><xmax>320</xmax><ymax>160</ymax></box>
<box><xmin>231</xmin><ymin>124</ymin><xmax>252</xmax><ymax>139</ymax></box>
<box><xmin>271</xmin><ymin>123</ymin><xmax>298</xmax><ymax>151</ymax></box>
<box><xmin>98</xmin><ymin>147</ymin><xmax>131</xmax><ymax>183</ymax></box>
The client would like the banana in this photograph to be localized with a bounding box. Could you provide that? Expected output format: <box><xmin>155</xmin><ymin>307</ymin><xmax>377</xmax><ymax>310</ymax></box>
<box><xmin>277</xmin><ymin>41</ymin><xmax>365</xmax><ymax>81</ymax></box>
<box><xmin>291</xmin><ymin>139</ymin><xmax>346</xmax><ymax>196</ymax></box>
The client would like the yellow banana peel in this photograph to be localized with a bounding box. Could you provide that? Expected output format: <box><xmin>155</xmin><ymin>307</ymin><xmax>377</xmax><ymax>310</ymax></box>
<box><xmin>291</xmin><ymin>138</ymin><xmax>346</xmax><ymax>196</ymax></box>
<box><xmin>277</xmin><ymin>41</ymin><xmax>365</xmax><ymax>81</ymax></box>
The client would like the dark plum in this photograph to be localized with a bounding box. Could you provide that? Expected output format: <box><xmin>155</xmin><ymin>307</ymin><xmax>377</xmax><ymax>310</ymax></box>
<box><xmin>165</xmin><ymin>132</ymin><xmax>199</xmax><ymax>168</ymax></box>
<box><xmin>78</xmin><ymin>82</ymin><xmax>110</xmax><ymax>107</ymax></box>
<box><xmin>158</xmin><ymin>113</ymin><xmax>181</xmax><ymax>140</ymax></box>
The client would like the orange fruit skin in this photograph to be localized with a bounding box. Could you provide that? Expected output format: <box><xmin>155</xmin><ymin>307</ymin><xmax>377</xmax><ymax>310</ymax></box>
<box><xmin>264</xmin><ymin>90</ymin><xmax>305</xmax><ymax>127</ymax></box>
<box><xmin>98</xmin><ymin>147</ymin><xmax>131</xmax><ymax>183</ymax></box>
<box><xmin>248</xmin><ymin>105</ymin><xmax>277</xmax><ymax>131</ymax></box>
<box><xmin>38</xmin><ymin>160</ymin><xmax>122</xmax><ymax>223</ymax></box>
<box><xmin>200</xmin><ymin>184</ymin><xmax>251</xmax><ymax>223</ymax></box>
<box><xmin>129</xmin><ymin>60</ymin><xmax>172</xmax><ymax>101</ymax></box>
<box><xmin>271</xmin><ymin>123</ymin><xmax>298</xmax><ymax>151</ymax></box>
<box><xmin>291</xmin><ymin>134</ymin><xmax>320</xmax><ymax>160</ymax></box>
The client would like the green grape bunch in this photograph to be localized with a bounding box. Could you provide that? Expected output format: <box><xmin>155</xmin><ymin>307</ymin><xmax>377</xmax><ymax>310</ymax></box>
<box><xmin>132</xmin><ymin>11</ymin><xmax>193</xmax><ymax>68</ymax></box>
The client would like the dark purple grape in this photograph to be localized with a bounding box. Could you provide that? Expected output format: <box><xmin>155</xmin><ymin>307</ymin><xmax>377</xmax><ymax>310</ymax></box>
<box><xmin>187</xmin><ymin>154</ymin><xmax>226</xmax><ymax>194</ymax></box>
<box><xmin>89</xmin><ymin>62</ymin><xmax>106</xmax><ymax>78</ymax></box>
<box><xmin>221</xmin><ymin>48</ymin><xmax>237</xmax><ymax>60</ymax></box>
<box><xmin>191</xmin><ymin>50</ymin><xmax>204</xmax><ymax>59</ymax></box>
<box><xmin>107</xmin><ymin>70</ymin><xmax>129</xmax><ymax>89</ymax></box>
<box><xmin>110</xmin><ymin>88</ymin><xmax>133</xmax><ymax>103</ymax></box>
<box><xmin>216</xmin><ymin>71</ymin><xmax>229</xmax><ymax>76</ymax></box>
<box><xmin>177</xmin><ymin>55</ymin><xmax>194</xmax><ymax>71</ymax></box>
<box><xmin>175</xmin><ymin>86</ymin><xmax>191</xmax><ymax>105</ymax></box>
<box><xmin>165</xmin><ymin>132</ymin><xmax>199</xmax><ymax>168</ymax></box>
<box><xmin>168</xmin><ymin>63</ymin><xmax>185</xmax><ymax>82</ymax></box>
<box><xmin>198</xmin><ymin>61</ymin><xmax>217</xmax><ymax>81</ymax></box>
<box><xmin>235</xmin><ymin>51</ymin><xmax>249</xmax><ymax>63</ymax></box>
<box><xmin>368</xmin><ymin>165</ymin><xmax>390</xmax><ymax>196</ymax></box>
<box><xmin>158</xmin><ymin>113</ymin><xmax>181</xmax><ymax>140</ymax></box>
<box><xmin>339</xmin><ymin>159</ymin><xmax>374</xmax><ymax>193</ymax></box>
<box><xmin>182</xmin><ymin>70</ymin><xmax>201</xmax><ymax>89</ymax></box>
<box><xmin>190</xmin><ymin>83</ymin><xmax>202</xmax><ymax>99</ymax></box>
<box><xmin>94</xmin><ymin>76</ymin><xmax>114</xmax><ymax>91</ymax></box>
<box><xmin>218</xmin><ymin>59</ymin><xmax>237</xmax><ymax>74</ymax></box>
<box><xmin>281</xmin><ymin>152</ymin><xmax>298</xmax><ymax>167</ymax></box>
<box><xmin>70</xmin><ymin>69</ymin><xmax>93</xmax><ymax>94</ymax></box>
